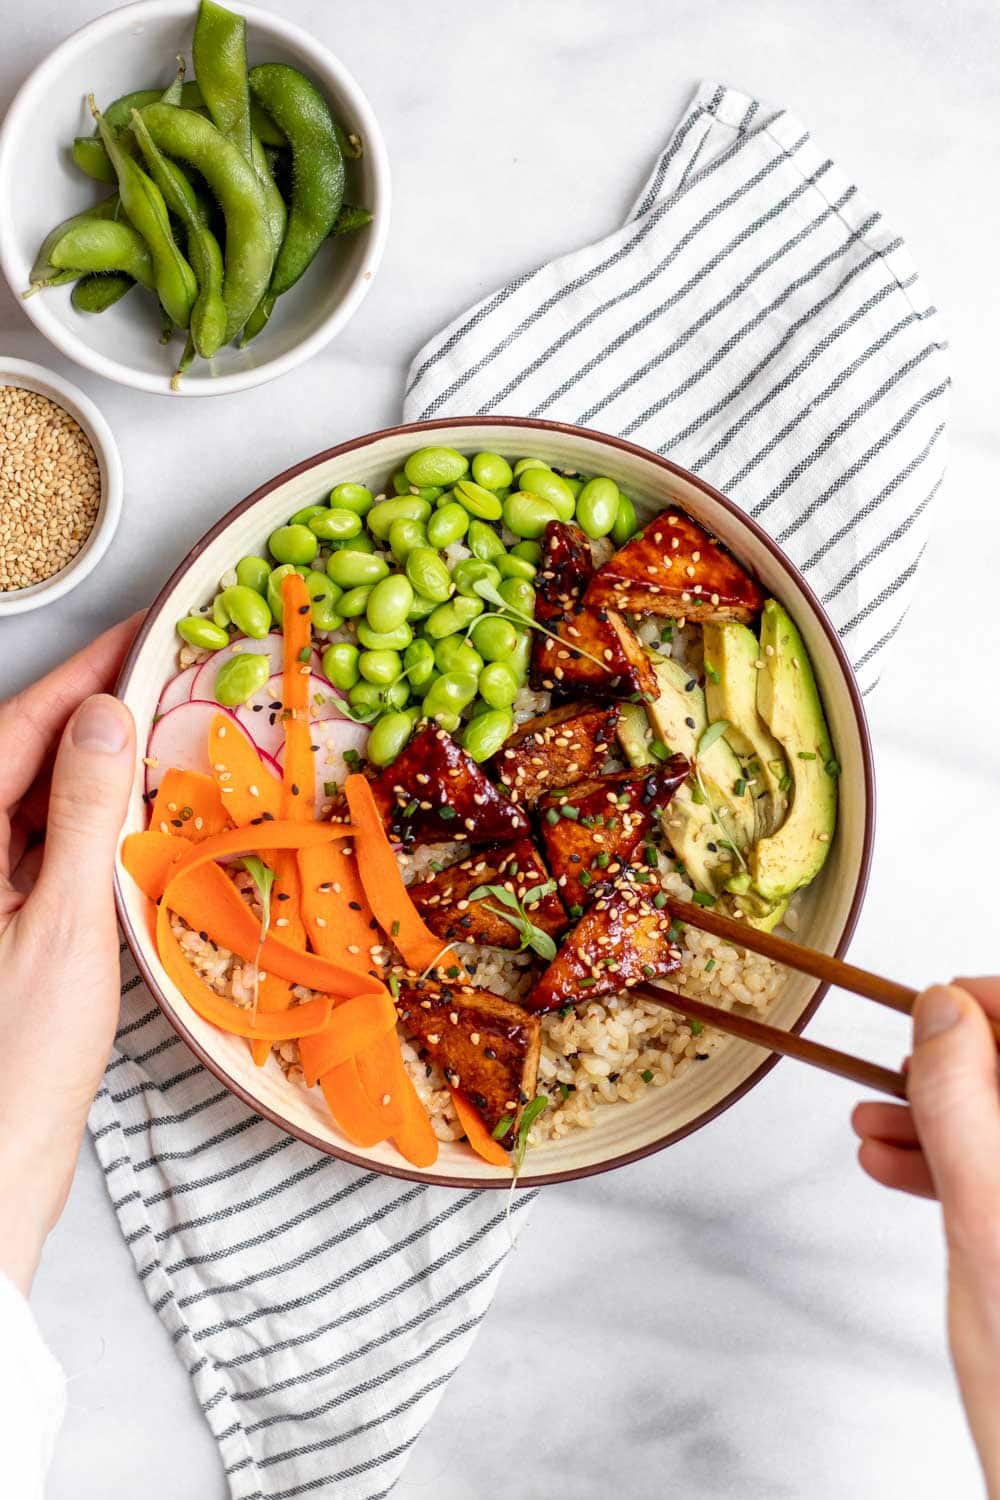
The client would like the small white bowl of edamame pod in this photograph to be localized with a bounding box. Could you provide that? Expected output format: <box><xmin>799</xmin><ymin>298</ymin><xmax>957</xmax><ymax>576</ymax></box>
<box><xmin>0</xmin><ymin>0</ymin><xmax>389</xmax><ymax>397</ymax></box>
<box><xmin>0</xmin><ymin>357</ymin><xmax>123</xmax><ymax>615</ymax></box>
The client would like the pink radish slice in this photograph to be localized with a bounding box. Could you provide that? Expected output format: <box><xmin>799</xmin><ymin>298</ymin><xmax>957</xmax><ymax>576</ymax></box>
<box><xmin>190</xmin><ymin>633</ymin><xmax>322</xmax><ymax>702</ymax></box>
<box><xmin>155</xmin><ymin>664</ymin><xmax>200</xmax><ymax>717</ymax></box>
<box><xmin>277</xmin><ymin>717</ymin><xmax>369</xmax><ymax>818</ymax></box>
<box><xmin>144</xmin><ymin>700</ymin><xmax>273</xmax><ymax>800</ymax></box>
<box><xmin>235</xmin><ymin>673</ymin><xmax>349</xmax><ymax>759</ymax></box>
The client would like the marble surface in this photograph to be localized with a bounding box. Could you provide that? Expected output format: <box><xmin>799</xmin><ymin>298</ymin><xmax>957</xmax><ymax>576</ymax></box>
<box><xmin>2</xmin><ymin>0</ymin><xmax>999</xmax><ymax>1494</ymax></box>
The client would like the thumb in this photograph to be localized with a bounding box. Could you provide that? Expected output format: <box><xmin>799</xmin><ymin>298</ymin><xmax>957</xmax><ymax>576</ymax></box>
<box><xmin>32</xmin><ymin>694</ymin><xmax>135</xmax><ymax>923</ymax></box>
<box><xmin>907</xmin><ymin>984</ymin><xmax>1000</xmax><ymax>1257</ymax></box>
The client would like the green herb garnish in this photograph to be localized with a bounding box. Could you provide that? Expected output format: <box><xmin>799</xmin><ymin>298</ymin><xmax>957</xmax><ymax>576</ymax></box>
<box><xmin>691</xmin><ymin>891</ymin><xmax>716</xmax><ymax>907</ymax></box>
<box><xmin>797</xmin><ymin>751</ymin><xmax>817</xmax><ymax>761</ymax></box>
<box><xmin>513</xmin><ymin>1094</ymin><xmax>550</xmax><ymax>1173</ymax></box>
<box><xmin>297</xmin><ymin>646</ymin><xmax>311</xmax><ymax>664</ymax></box>
<box><xmin>492</xmin><ymin>1113</ymin><xmax>515</xmax><ymax>1141</ymax></box>
<box><xmin>467</xmin><ymin>881</ymin><xmax>558</xmax><ymax>959</ymax></box>
<box><xmin>641</xmin><ymin>1069</ymin><xmax>654</xmax><ymax>1084</ymax></box>
<box><xmin>704</xmin><ymin>958</ymin><xmax>716</xmax><ymax>972</ymax></box>
<box><xmin>690</xmin><ymin>1020</ymin><xmax>704</xmax><ymax>1036</ymax></box>
<box><xmin>471</xmin><ymin>576</ymin><xmax>614</xmax><ymax>674</ymax></box>
<box><xmin>697</xmin><ymin>719</ymin><xmax>730</xmax><ymax>757</ymax></box>
<box><xmin>323</xmin><ymin>780</ymin><xmax>339</xmax><ymax>798</ymax></box>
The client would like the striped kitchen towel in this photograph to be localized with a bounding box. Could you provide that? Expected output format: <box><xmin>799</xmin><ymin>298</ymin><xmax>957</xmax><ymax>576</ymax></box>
<box><xmin>90</xmin><ymin>81</ymin><xmax>947</xmax><ymax>1499</ymax></box>
<box><xmin>404</xmin><ymin>80</ymin><xmax>949</xmax><ymax>696</ymax></box>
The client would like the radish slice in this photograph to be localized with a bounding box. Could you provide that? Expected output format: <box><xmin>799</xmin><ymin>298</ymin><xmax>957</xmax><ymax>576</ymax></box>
<box><xmin>191</xmin><ymin>633</ymin><xmax>322</xmax><ymax>702</ymax></box>
<box><xmin>155</xmin><ymin>664</ymin><xmax>200</xmax><ymax>718</ymax></box>
<box><xmin>144</xmin><ymin>700</ymin><xmax>275</xmax><ymax>799</ymax></box>
<box><xmin>277</xmin><ymin>717</ymin><xmax>369</xmax><ymax>817</ymax></box>
<box><xmin>235</xmin><ymin>672</ymin><xmax>348</xmax><ymax>759</ymax></box>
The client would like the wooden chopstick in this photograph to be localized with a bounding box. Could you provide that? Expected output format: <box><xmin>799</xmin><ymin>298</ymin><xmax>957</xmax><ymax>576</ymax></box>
<box><xmin>667</xmin><ymin>897</ymin><xmax>1000</xmax><ymax>1045</ymax></box>
<box><xmin>635</xmin><ymin>984</ymin><xmax>908</xmax><ymax>1100</ymax></box>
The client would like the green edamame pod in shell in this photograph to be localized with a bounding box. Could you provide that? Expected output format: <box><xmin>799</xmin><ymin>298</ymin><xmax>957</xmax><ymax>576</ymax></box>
<box><xmin>91</xmin><ymin>97</ymin><xmax>197</xmax><ymax>329</ymax></box>
<box><xmin>247</xmin><ymin>63</ymin><xmax>345</xmax><ymax>313</ymax></box>
<box><xmin>130</xmin><ymin>108</ymin><xmax>227</xmax><ymax>359</ymax></box>
<box><xmin>139</xmin><ymin>103</ymin><xmax>277</xmax><ymax>341</ymax></box>
<box><xmin>29</xmin><ymin>195</ymin><xmax>122</xmax><ymax>288</ymax></box>
<box><xmin>49</xmin><ymin>219</ymin><xmax>155</xmax><ymax>290</ymax></box>
<box><xmin>193</xmin><ymin>0</ymin><xmax>254</xmax><ymax>162</ymax></box>
<box><xmin>71</xmin><ymin>273</ymin><xmax>134</xmax><ymax>313</ymax></box>
<box><xmin>214</xmin><ymin>650</ymin><xmax>271</xmax><ymax>707</ymax></box>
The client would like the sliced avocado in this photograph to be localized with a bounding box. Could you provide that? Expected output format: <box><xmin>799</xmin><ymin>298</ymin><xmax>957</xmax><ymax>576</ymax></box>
<box><xmin>646</xmin><ymin>655</ymin><xmax>755</xmax><ymax>851</ymax></box>
<box><xmin>616</xmin><ymin>702</ymin><xmax>654</xmax><ymax>767</ymax></box>
<box><xmin>750</xmin><ymin>600</ymin><xmax>837</xmax><ymax>902</ymax></box>
<box><xmin>703</xmin><ymin>621</ymin><xmax>789</xmax><ymax>839</ymax></box>
<box><xmin>721</xmin><ymin>882</ymin><xmax>790</xmax><ymax>932</ymax></box>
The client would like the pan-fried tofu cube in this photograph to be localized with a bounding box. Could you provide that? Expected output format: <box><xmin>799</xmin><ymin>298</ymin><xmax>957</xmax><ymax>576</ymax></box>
<box><xmin>526</xmin><ymin>879</ymin><xmax>683</xmax><ymax>1011</ymax></box>
<box><xmin>538</xmin><ymin>758</ymin><xmax>688</xmax><ymax>912</ymax></box>
<box><xmin>395</xmin><ymin>977</ymin><xmax>541</xmax><ymax>1141</ymax></box>
<box><xmin>369</xmin><ymin>726</ymin><xmax>530</xmax><ymax>846</ymax></box>
<box><xmin>407</xmin><ymin>838</ymin><xmax>568</xmax><ymax>949</ymax></box>
<box><xmin>493</xmin><ymin>702</ymin><xmax>621</xmax><ymax>804</ymax></box>
<box><xmin>584</xmin><ymin>511</ymin><xmax>764</xmax><ymax>622</ymax></box>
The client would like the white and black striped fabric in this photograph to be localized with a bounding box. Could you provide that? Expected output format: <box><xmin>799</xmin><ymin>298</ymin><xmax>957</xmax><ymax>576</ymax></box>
<box><xmin>404</xmin><ymin>81</ymin><xmax>949</xmax><ymax>695</ymax></box>
<box><xmin>91</xmin><ymin>82</ymin><xmax>947</xmax><ymax>1499</ymax></box>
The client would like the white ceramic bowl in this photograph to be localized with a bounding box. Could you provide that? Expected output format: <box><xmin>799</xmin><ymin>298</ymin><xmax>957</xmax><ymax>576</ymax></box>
<box><xmin>115</xmin><ymin>418</ymin><xmax>875</xmax><ymax>1187</ymax></box>
<box><xmin>0</xmin><ymin>0</ymin><xmax>389</xmax><ymax>397</ymax></box>
<box><xmin>0</xmin><ymin>356</ymin><xmax>123</xmax><ymax>615</ymax></box>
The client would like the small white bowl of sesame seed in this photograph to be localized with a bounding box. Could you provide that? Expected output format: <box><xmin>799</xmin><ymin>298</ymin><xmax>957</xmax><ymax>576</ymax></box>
<box><xmin>0</xmin><ymin>356</ymin><xmax>123</xmax><ymax>615</ymax></box>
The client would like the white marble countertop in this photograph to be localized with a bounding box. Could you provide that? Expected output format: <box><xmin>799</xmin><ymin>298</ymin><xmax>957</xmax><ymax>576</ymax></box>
<box><xmin>2</xmin><ymin>0</ymin><xmax>999</xmax><ymax>1495</ymax></box>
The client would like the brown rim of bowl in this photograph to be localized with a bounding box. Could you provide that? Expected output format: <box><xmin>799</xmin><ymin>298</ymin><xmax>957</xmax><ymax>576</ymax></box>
<box><xmin>114</xmin><ymin>415</ymin><xmax>876</xmax><ymax>1190</ymax></box>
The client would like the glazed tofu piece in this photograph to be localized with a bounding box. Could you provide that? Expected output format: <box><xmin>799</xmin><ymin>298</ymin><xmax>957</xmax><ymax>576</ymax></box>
<box><xmin>368</xmin><ymin>726</ymin><xmax>530</xmax><ymax>846</ymax></box>
<box><xmin>526</xmin><ymin>880</ymin><xmax>683</xmax><ymax>1012</ymax></box>
<box><xmin>492</xmin><ymin>702</ymin><xmax>621</xmax><ymax>804</ymax></box>
<box><xmin>395</xmin><ymin>977</ymin><xmax>542</xmax><ymax>1142</ymax></box>
<box><xmin>407</xmin><ymin>838</ymin><xmax>568</xmax><ymax>950</ymax></box>
<box><xmin>530</xmin><ymin>521</ymin><xmax>657</xmax><ymax>701</ymax></box>
<box><xmin>538</xmin><ymin>757</ymin><xmax>688</xmax><ymax>912</ymax></box>
<box><xmin>584</xmin><ymin>510</ymin><xmax>764</xmax><ymax>623</ymax></box>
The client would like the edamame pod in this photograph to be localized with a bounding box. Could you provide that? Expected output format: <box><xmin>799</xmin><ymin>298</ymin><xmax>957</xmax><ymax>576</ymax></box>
<box><xmin>70</xmin><ymin>272</ymin><xmax>134</xmax><ymax>313</ymax></box>
<box><xmin>235</xmin><ymin>556</ymin><xmax>271</xmax><ymax>594</ymax></box>
<box><xmin>177</xmin><ymin>615</ymin><xmax>229</xmax><ymax>650</ymax></box>
<box><xmin>28</xmin><ymin>195</ymin><xmax>122</xmax><ymax>290</ymax></box>
<box><xmin>214</xmin><ymin>651</ymin><xmax>271</xmax><ymax>707</ymax></box>
<box><xmin>49</xmin><ymin>220</ymin><xmax>155</xmax><ymax>290</ymax></box>
<box><xmin>462</xmin><ymin>708</ymin><xmax>514</xmax><ymax>762</ymax></box>
<box><xmin>139</xmin><ymin>103</ymin><xmax>277</xmax><ymax>340</ymax></box>
<box><xmin>130</xmin><ymin>109</ymin><xmax>227</xmax><ymax>359</ymax></box>
<box><xmin>246</xmin><ymin>63</ymin><xmax>345</xmax><ymax>325</ymax></box>
<box><xmin>367</xmin><ymin>712</ymin><xmax>414</xmax><ymax>767</ymax></box>
<box><xmin>576</xmin><ymin>476</ymin><xmax>619</xmax><ymax>539</ymax></box>
<box><xmin>92</xmin><ymin>97</ymin><xmax>197</xmax><ymax>329</ymax></box>
<box><xmin>193</xmin><ymin>0</ymin><xmax>254</xmax><ymax>162</ymax></box>
<box><xmin>219</xmin><ymin>584</ymin><xmax>272</xmax><ymax>637</ymax></box>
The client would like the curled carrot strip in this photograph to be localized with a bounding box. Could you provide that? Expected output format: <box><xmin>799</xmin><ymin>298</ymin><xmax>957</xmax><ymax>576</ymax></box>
<box><xmin>319</xmin><ymin>1059</ymin><xmax>391</xmax><ymax>1148</ymax></box>
<box><xmin>155</xmin><ymin>898</ymin><xmax>333</xmax><ymax>1040</ymax></box>
<box><xmin>209</xmin><ymin>714</ymin><xmax>282</xmax><ymax>824</ymax></box>
<box><xmin>298</xmin><ymin>992</ymin><xmax>397</xmax><ymax>1088</ymax></box>
<box><xmin>121</xmin><ymin>829</ymin><xmax>191</xmax><ymax>902</ymax></box>
<box><xmin>150</xmin><ymin>769</ymin><xmax>229</xmax><ymax>843</ymax></box>
<box><xmin>297</xmin><ymin>840</ymin><xmax>376</xmax><ymax>968</ymax></box>
<box><xmin>163</xmin><ymin>859</ymin><xmax>385</xmax><ymax>999</ymax></box>
<box><xmin>344</xmin><ymin>774</ymin><xmax>466</xmax><ymax>978</ymax></box>
<box><xmin>450</xmin><ymin>1090</ymin><xmax>510</xmax><ymax>1167</ymax></box>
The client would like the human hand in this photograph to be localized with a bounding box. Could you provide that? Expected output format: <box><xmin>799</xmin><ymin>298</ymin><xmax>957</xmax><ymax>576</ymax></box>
<box><xmin>0</xmin><ymin>619</ymin><xmax>138</xmax><ymax>1294</ymax></box>
<box><xmin>853</xmin><ymin>981</ymin><xmax>1000</xmax><ymax>1496</ymax></box>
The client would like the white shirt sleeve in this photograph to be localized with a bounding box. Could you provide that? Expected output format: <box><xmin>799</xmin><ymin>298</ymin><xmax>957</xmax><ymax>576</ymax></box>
<box><xmin>0</xmin><ymin>1272</ymin><xmax>66</xmax><ymax>1500</ymax></box>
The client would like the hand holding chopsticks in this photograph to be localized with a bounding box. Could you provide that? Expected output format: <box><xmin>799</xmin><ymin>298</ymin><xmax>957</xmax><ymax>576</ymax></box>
<box><xmin>634</xmin><ymin>898</ymin><xmax>1000</xmax><ymax>1100</ymax></box>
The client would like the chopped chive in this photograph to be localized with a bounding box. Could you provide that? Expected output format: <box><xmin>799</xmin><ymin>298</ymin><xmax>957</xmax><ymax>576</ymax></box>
<box><xmin>641</xmin><ymin>1069</ymin><xmax>654</xmax><ymax>1084</ymax></box>
<box><xmin>825</xmin><ymin>758</ymin><xmax>841</xmax><ymax>777</ymax></box>
<box><xmin>690</xmin><ymin>783</ymin><xmax>706</xmax><ymax>805</ymax></box>
<box><xmin>778</xmin><ymin>772</ymin><xmax>792</xmax><ymax>792</ymax></box>
<box><xmin>560</xmin><ymin>804</ymin><xmax>580</xmax><ymax>820</ymax></box>
<box><xmin>690</xmin><ymin>1020</ymin><xmax>704</xmax><ymax>1036</ymax></box>
<box><xmin>297</xmin><ymin>646</ymin><xmax>311</xmax><ymax>663</ymax></box>
<box><xmin>559</xmin><ymin>1004</ymin><xmax>574</xmax><ymax>1017</ymax></box>
<box><xmin>797</xmin><ymin>750</ymin><xmax>817</xmax><ymax>760</ymax></box>
<box><xmin>545</xmin><ymin>807</ymin><xmax>560</xmax><ymax>825</ymax></box>
<box><xmin>704</xmin><ymin>958</ymin><xmax>716</xmax><ymax>972</ymax></box>
<box><xmin>323</xmin><ymin>780</ymin><xmax>338</xmax><ymax>797</ymax></box>
<box><xmin>595</xmin><ymin>851</ymin><xmax>611</xmax><ymax>869</ymax></box>
<box><xmin>653</xmin><ymin>891</ymin><xmax>668</xmax><ymax>909</ymax></box>
<box><xmin>691</xmin><ymin>891</ymin><xmax>716</xmax><ymax>907</ymax></box>
<box><xmin>769</xmin><ymin>758</ymin><xmax>784</xmax><ymax>774</ymax></box>
<box><xmin>660</xmin><ymin>624</ymin><xmax>673</xmax><ymax>642</ymax></box>
<box><xmin>492</xmin><ymin>1113</ymin><xmax>515</xmax><ymax>1141</ymax></box>
<box><xmin>650</xmin><ymin>739</ymin><xmax>670</xmax><ymax>761</ymax></box>
<box><xmin>644</xmin><ymin>844</ymin><xmax>658</xmax><ymax>868</ymax></box>
<box><xmin>641</xmin><ymin>963</ymin><xmax>655</xmax><ymax>977</ymax></box>
<box><xmin>667</xmin><ymin>922</ymin><xmax>684</xmax><ymax>944</ymax></box>
<box><xmin>403</xmin><ymin>798</ymin><xmax>419</xmax><ymax>818</ymax></box>
<box><xmin>388</xmin><ymin>974</ymin><xmax>400</xmax><ymax>998</ymax></box>
<box><xmin>568</xmin><ymin>903</ymin><xmax>584</xmax><ymax>918</ymax></box>
<box><xmin>429</xmin><ymin>860</ymin><xmax>443</xmax><ymax>873</ymax></box>
<box><xmin>391</xmin><ymin>919</ymin><xmax>400</xmax><ymax>937</ymax></box>
<box><xmin>734</xmin><ymin>777</ymin><xmax>746</xmax><ymax>797</ymax></box>
<box><xmin>344</xmin><ymin>749</ymin><xmax>361</xmax><ymax>771</ymax></box>
<box><xmin>559</xmin><ymin>1083</ymin><xmax>572</xmax><ymax>1100</ymax></box>
<box><xmin>578</xmin><ymin>977</ymin><xmax>597</xmax><ymax>988</ymax></box>
<box><xmin>439</xmin><ymin>806</ymin><xmax>457</xmax><ymax>820</ymax></box>
<box><xmin>447</xmin><ymin>964</ymin><xmax>460</xmax><ymax>978</ymax></box>
<box><xmin>579</xmin><ymin>870</ymin><xmax>593</xmax><ymax>887</ymax></box>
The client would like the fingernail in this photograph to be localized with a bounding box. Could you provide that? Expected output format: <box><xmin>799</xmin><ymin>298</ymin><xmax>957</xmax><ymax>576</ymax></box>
<box><xmin>914</xmin><ymin>985</ymin><xmax>962</xmax><ymax>1044</ymax></box>
<box><xmin>71</xmin><ymin>695</ymin><xmax>129</xmax><ymax>754</ymax></box>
